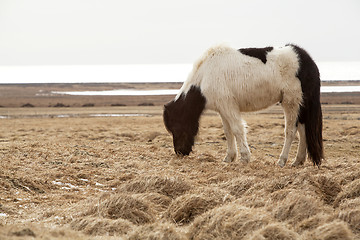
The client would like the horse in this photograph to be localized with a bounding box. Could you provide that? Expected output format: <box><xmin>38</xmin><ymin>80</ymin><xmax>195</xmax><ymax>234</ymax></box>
<box><xmin>163</xmin><ymin>44</ymin><xmax>323</xmax><ymax>167</ymax></box>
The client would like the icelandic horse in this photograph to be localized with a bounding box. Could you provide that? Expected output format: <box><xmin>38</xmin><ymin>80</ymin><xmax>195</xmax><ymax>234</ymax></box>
<box><xmin>163</xmin><ymin>44</ymin><xmax>323</xmax><ymax>167</ymax></box>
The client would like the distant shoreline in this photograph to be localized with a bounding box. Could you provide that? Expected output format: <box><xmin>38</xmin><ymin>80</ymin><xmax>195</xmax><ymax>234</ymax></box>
<box><xmin>321</xmin><ymin>80</ymin><xmax>360</xmax><ymax>85</ymax></box>
<box><xmin>0</xmin><ymin>81</ymin><xmax>359</xmax><ymax>107</ymax></box>
<box><xmin>0</xmin><ymin>80</ymin><xmax>359</xmax><ymax>86</ymax></box>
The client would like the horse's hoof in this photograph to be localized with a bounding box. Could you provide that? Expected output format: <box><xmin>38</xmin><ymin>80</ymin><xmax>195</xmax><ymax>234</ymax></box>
<box><xmin>291</xmin><ymin>162</ymin><xmax>300</xmax><ymax>167</ymax></box>
<box><xmin>291</xmin><ymin>162</ymin><xmax>305</xmax><ymax>167</ymax></box>
<box><xmin>291</xmin><ymin>160</ymin><xmax>303</xmax><ymax>167</ymax></box>
<box><xmin>223</xmin><ymin>154</ymin><xmax>236</xmax><ymax>163</ymax></box>
<box><xmin>240</xmin><ymin>152</ymin><xmax>250</xmax><ymax>163</ymax></box>
<box><xmin>291</xmin><ymin>157</ymin><xmax>306</xmax><ymax>167</ymax></box>
<box><xmin>277</xmin><ymin>157</ymin><xmax>287</xmax><ymax>167</ymax></box>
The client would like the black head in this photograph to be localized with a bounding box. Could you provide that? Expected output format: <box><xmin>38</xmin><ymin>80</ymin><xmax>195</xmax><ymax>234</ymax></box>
<box><xmin>163</xmin><ymin>86</ymin><xmax>206</xmax><ymax>156</ymax></box>
<box><xmin>163</xmin><ymin>100</ymin><xmax>196</xmax><ymax>156</ymax></box>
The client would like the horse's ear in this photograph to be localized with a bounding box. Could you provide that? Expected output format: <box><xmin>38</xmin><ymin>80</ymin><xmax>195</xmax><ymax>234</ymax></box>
<box><xmin>163</xmin><ymin>103</ymin><xmax>169</xmax><ymax>118</ymax></box>
<box><xmin>164</xmin><ymin>104</ymin><xmax>169</xmax><ymax>116</ymax></box>
<box><xmin>164</xmin><ymin>101</ymin><xmax>173</xmax><ymax>112</ymax></box>
<box><xmin>163</xmin><ymin>104</ymin><xmax>172</xmax><ymax>132</ymax></box>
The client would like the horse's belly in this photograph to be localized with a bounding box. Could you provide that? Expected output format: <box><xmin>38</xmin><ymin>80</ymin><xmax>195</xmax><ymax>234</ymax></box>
<box><xmin>235</xmin><ymin>88</ymin><xmax>281</xmax><ymax>112</ymax></box>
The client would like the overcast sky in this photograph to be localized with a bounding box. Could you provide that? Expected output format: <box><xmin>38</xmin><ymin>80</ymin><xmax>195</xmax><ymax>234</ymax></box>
<box><xmin>0</xmin><ymin>0</ymin><xmax>359</xmax><ymax>65</ymax></box>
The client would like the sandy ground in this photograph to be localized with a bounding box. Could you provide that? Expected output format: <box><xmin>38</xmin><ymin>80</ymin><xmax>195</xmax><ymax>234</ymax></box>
<box><xmin>0</xmin><ymin>105</ymin><xmax>359</xmax><ymax>239</ymax></box>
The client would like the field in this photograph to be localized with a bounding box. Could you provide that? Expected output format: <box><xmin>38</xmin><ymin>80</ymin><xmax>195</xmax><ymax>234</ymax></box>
<box><xmin>1</xmin><ymin>104</ymin><xmax>359</xmax><ymax>239</ymax></box>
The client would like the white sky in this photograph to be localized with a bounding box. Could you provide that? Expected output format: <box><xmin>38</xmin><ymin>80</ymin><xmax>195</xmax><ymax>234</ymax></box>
<box><xmin>0</xmin><ymin>0</ymin><xmax>359</xmax><ymax>65</ymax></box>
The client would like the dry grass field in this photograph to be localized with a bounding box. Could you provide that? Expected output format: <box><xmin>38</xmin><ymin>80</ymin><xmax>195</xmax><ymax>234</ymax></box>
<box><xmin>0</xmin><ymin>105</ymin><xmax>359</xmax><ymax>239</ymax></box>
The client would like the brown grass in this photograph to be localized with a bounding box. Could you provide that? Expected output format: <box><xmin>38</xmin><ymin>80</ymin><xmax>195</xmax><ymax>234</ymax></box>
<box><xmin>188</xmin><ymin>204</ymin><xmax>272</xmax><ymax>239</ymax></box>
<box><xmin>165</xmin><ymin>187</ymin><xmax>233</xmax><ymax>225</ymax></box>
<box><xmin>302</xmin><ymin>220</ymin><xmax>355</xmax><ymax>240</ymax></box>
<box><xmin>249</xmin><ymin>223</ymin><xmax>300</xmax><ymax>240</ymax></box>
<box><xmin>0</xmin><ymin>105</ymin><xmax>359</xmax><ymax>239</ymax></box>
<box><xmin>70</xmin><ymin>217</ymin><xmax>134</xmax><ymax>236</ymax></box>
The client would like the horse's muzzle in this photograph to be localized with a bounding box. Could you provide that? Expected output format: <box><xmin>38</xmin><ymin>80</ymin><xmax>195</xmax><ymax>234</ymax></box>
<box><xmin>175</xmin><ymin>149</ymin><xmax>190</xmax><ymax>156</ymax></box>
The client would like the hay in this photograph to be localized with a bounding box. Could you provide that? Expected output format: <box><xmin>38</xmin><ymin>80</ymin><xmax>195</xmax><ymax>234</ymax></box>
<box><xmin>265</xmin><ymin>175</ymin><xmax>294</xmax><ymax>194</ymax></box>
<box><xmin>3</xmin><ymin>108</ymin><xmax>360</xmax><ymax>239</ymax></box>
<box><xmin>339</xmin><ymin>171</ymin><xmax>360</xmax><ymax>185</ymax></box>
<box><xmin>188</xmin><ymin>204</ymin><xmax>272</xmax><ymax>240</ymax></box>
<box><xmin>196</xmin><ymin>153</ymin><xmax>217</xmax><ymax>162</ymax></box>
<box><xmin>338</xmin><ymin>209</ymin><xmax>360</xmax><ymax>234</ymax></box>
<box><xmin>221</xmin><ymin>176</ymin><xmax>258</xmax><ymax>198</ymax></box>
<box><xmin>85</xmin><ymin>193</ymin><xmax>155</xmax><ymax>224</ymax></box>
<box><xmin>0</xmin><ymin>224</ymin><xmax>86</xmax><ymax>240</ymax></box>
<box><xmin>272</xmin><ymin>191</ymin><xmax>325</xmax><ymax>225</ymax></box>
<box><xmin>295</xmin><ymin>213</ymin><xmax>335</xmax><ymax>233</ymax></box>
<box><xmin>221</xmin><ymin>176</ymin><xmax>268</xmax><ymax>208</ymax></box>
<box><xmin>166</xmin><ymin>187</ymin><xmax>233</xmax><ymax>224</ymax></box>
<box><xmin>236</xmin><ymin>194</ymin><xmax>268</xmax><ymax>208</ymax></box>
<box><xmin>70</xmin><ymin>216</ymin><xmax>134</xmax><ymax>236</ymax></box>
<box><xmin>2</xmin><ymin>175</ymin><xmax>47</xmax><ymax>194</ymax></box>
<box><xmin>338</xmin><ymin>198</ymin><xmax>360</xmax><ymax>233</ymax></box>
<box><xmin>133</xmin><ymin>192</ymin><xmax>172</xmax><ymax>212</ymax></box>
<box><xmin>249</xmin><ymin>223</ymin><xmax>300</xmax><ymax>240</ymax></box>
<box><xmin>127</xmin><ymin>223</ymin><xmax>187</xmax><ymax>240</ymax></box>
<box><xmin>268</xmin><ymin>189</ymin><xmax>293</xmax><ymax>203</ymax></box>
<box><xmin>309</xmin><ymin>175</ymin><xmax>342</xmax><ymax>204</ymax></box>
<box><xmin>119</xmin><ymin>175</ymin><xmax>192</xmax><ymax>199</ymax></box>
<box><xmin>334</xmin><ymin>179</ymin><xmax>360</xmax><ymax>207</ymax></box>
<box><xmin>304</xmin><ymin>220</ymin><xmax>354</xmax><ymax>240</ymax></box>
<box><xmin>167</xmin><ymin>194</ymin><xmax>214</xmax><ymax>224</ymax></box>
<box><xmin>338</xmin><ymin>197</ymin><xmax>360</xmax><ymax>210</ymax></box>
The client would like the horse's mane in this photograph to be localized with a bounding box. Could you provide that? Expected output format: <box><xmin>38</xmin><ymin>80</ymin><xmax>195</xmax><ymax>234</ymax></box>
<box><xmin>194</xmin><ymin>45</ymin><xmax>231</xmax><ymax>71</ymax></box>
<box><xmin>176</xmin><ymin>45</ymin><xmax>231</xmax><ymax>101</ymax></box>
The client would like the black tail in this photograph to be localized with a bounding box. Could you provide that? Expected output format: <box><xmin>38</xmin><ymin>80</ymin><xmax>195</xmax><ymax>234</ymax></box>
<box><xmin>289</xmin><ymin>44</ymin><xmax>324</xmax><ymax>166</ymax></box>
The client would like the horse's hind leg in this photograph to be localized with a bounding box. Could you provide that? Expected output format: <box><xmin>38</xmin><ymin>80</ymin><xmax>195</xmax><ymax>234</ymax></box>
<box><xmin>278</xmin><ymin>102</ymin><xmax>300</xmax><ymax>167</ymax></box>
<box><xmin>220</xmin><ymin>115</ymin><xmax>237</xmax><ymax>162</ymax></box>
<box><xmin>220</xmin><ymin>111</ymin><xmax>250</xmax><ymax>163</ymax></box>
<box><xmin>292</xmin><ymin>123</ymin><xmax>307</xmax><ymax>166</ymax></box>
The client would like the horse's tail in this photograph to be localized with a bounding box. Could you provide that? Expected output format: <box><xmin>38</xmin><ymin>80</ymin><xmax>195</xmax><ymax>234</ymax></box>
<box><xmin>290</xmin><ymin>44</ymin><xmax>324</xmax><ymax>166</ymax></box>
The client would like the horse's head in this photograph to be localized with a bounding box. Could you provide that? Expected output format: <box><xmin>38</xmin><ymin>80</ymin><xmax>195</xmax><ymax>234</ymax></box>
<box><xmin>163</xmin><ymin>102</ymin><xmax>196</xmax><ymax>156</ymax></box>
<box><xmin>163</xmin><ymin>86</ymin><xmax>206</xmax><ymax>156</ymax></box>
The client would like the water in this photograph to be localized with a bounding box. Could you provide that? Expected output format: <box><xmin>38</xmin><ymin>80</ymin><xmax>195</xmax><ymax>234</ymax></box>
<box><xmin>89</xmin><ymin>114</ymin><xmax>151</xmax><ymax>117</ymax></box>
<box><xmin>0</xmin><ymin>113</ymin><xmax>152</xmax><ymax>119</ymax></box>
<box><xmin>52</xmin><ymin>86</ymin><xmax>360</xmax><ymax>96</ymax></box>
<box><xmin>52</xmin><ymin>89</ymin><xmax>180</xmax><ymax>96</ymax></box>
<box><xmin>0</xmin><ymin>62</ymin><xmax>360</xmax><ymax>84</ymax></box>
<box><xmin>321</xmin><ymin>86</ymin><xmax>360</xmax><ymax>93</ymax></box>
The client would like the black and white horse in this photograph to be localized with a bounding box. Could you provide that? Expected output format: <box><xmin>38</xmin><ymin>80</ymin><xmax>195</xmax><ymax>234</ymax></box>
<box><xmin>163</xmin><ymin>44</ymin><xmax>323</xmax><ymax>167</ymax></box>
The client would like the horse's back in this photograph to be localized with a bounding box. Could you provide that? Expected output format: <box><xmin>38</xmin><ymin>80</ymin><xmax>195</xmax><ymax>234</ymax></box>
<box><xmin>196</xmin><ymin>45</ymin><xmax>301</xmax><ymax>112</ymax></box>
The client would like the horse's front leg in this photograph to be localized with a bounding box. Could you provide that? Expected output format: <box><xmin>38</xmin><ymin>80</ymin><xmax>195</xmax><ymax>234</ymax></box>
<box><xmin>220</xmin><ymin>112</ymin><xmax>250</xmax><ymax>163</ymax></box>
<box><xmin>220</xmin><ymin>115</ymin><xmax>237</xmax><ymax>162</ymax></box>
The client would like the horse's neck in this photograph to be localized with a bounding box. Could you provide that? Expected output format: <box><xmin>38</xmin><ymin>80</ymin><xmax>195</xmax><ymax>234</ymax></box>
<box><xmin>179</xmin><ymin>86</ymin><xmax>206</xmax><ymax>121</ymax></box>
